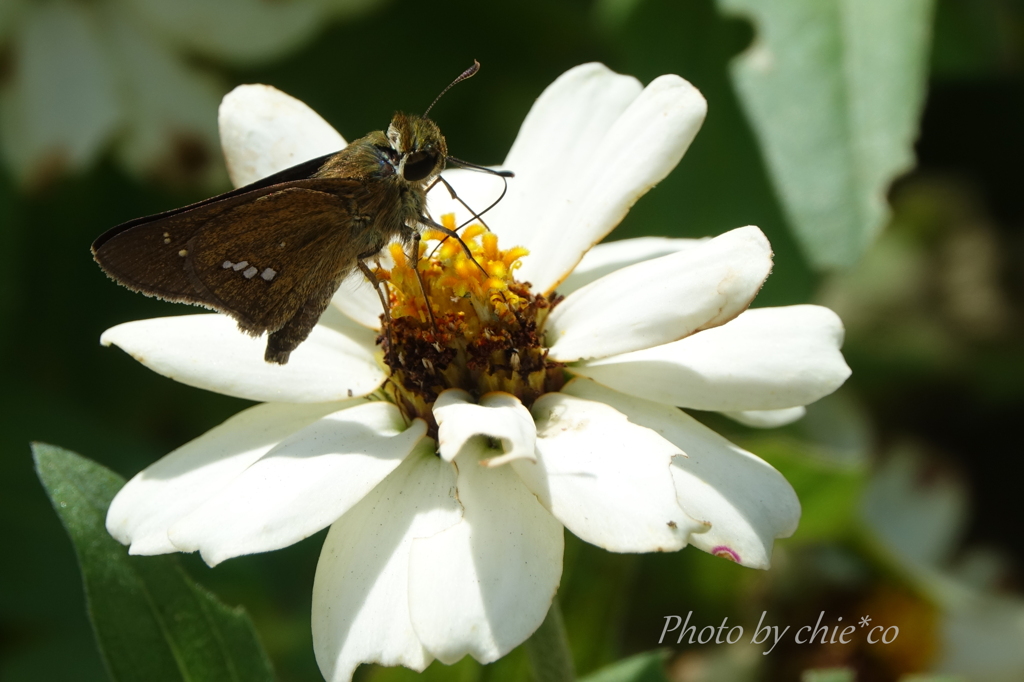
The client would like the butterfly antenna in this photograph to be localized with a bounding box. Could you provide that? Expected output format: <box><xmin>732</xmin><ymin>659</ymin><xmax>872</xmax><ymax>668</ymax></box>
<box><xmin>424</xmin><ymin>60</ymin><xmax>480</xmax><ymax>118</ymax></box>
<box><xmin>425</xmin><ymin>173</ymin><xmax>509</xmax><ymax>260</ymax></box>
<box><xmin>446</xmin><ymin>156</ymin><xmax>514</xmax><ymax>179</ymax></box>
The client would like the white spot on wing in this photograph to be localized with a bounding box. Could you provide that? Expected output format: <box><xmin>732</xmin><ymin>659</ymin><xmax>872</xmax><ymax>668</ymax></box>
<box><xmin>178</xmin><ymin>249</ymin><xmax>188</xmax><ymax>257</ymax></box>
<box><xmin>222</xmin><ymin>261</ymin><xmax>233</xmax><ymax>269</ymax></box>
<box><xmin>243</xmin><ymin>266</ymin><xmax>258</xmax><ymax>279</ymax></box>
<box><xmin>232</xmin><ymin>261</ymin><xmax>248</xmax><ymax>271</ymax></box>
<box><xmin>261</xmin><ymin>268</ymin><xmax>277</xmax><ymax>281</ymax></box>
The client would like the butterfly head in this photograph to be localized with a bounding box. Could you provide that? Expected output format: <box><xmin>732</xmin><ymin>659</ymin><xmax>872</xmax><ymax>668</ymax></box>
<box><xmin>387</xmin><ymin>113</ymin><xmax>447</xmax><ymax>184</ymax></box>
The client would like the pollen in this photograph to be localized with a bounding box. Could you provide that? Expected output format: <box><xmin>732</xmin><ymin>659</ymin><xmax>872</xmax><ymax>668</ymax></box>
<box><xmin>375</xmin><ymin>215</ymin><xmax>564</xmax><ymax>432</ymax></box>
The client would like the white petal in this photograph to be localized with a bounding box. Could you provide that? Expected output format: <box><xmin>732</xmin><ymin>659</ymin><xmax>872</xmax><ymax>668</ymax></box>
<box><xmin>512</xmin><ymin>392</ymin><xmax>705</xmax><ymax>553</ymax></box>
<box><xmin>562</xmin><ymin>378</ymin><xmax>800</xmax><ymax>569</ymax></box>
<box><xmin>168</xmin><ymin>403</ymin><xmax>427</xmax><ymax>566</ymax></box>
<box><xmin>311</xmin><ymin>444</ymin><xmax>463</xmax><ymax>682</ymax></box>
<box><xmin>0</xmin><ymin>1</ymin><xmax>121</xmax><ymax>186</ymax></box>
<box><xmin>571</xmin><ymin>304</ymin><xmax>850</xmax><ymax>411</ymax></box>
<box><xmin>723</xmin><ymin>407</ymin><xmax>807</xmax><ymax>428</ymax></box>
<box><xmin>497</xmin><ymin>64</ymin><xmax>640</xmax><ymax>236</ymax></box>
<box><xmin>408</xmin><ymin>450</ymin><xmax>563</xmax><ymax>664</ymax></box>
<box><xmin>107</xmin><ymin>400</ymin><xmax>356</xmax><ymax>556</ymax></box>
<box><xmin>218</xmin><ymin>84</ymin><xmax>345</xmax><ymax>188</ymax></box>
<box><xmin>101</xmin><ymin>308</ymin><xmax>384</xmax><ymax>403</ymax></box>
<box><xmin>426</xmin><ymin>167</ymin><xmax>513</xmax><ymax>233</ymax></box>
<box><xmin>99</xmin><ymin>7</ymin><xmax>224</xmax><ymax>186</ymax></box>
<box><xmin>556</xmin><ymin>236</ymin><xmax>705</xmax><ymax>296</ymax></box>
<box><xmin>547</xmin><ymin>226</ymin><xmax>773</xmax><ymax>362</ymax></box>
<box><xmin>495</xmin><ymin>67</ymin><xmax>707</xmax><ymax>294</ymax></box>
<box><xmin>432</xmin><ymin>64</ymin><xmax>639</xmax><ymax>266</ymax></box>
<box><xmin>331</xmin><ymin>271</ymin><xmax>384</xmax><ymax>331</ymax></box>
<box><xmin>503</xmin><ymin>63</ymin><xmax>640</xmax><ymax>178</ymax></box>
<box><xmin>938</xmin><ymin>587</ymin><xmax>1024</xmax><ymax>680</ymax></box>
<box><xmin>433</xmin><ymin>390</ymin><xmax>536</xmax><ymax>466</ymax></box>
<box><xmin>123</xmin><ymin>0</ymin><xmax>323</xmax><ymax>65</ymax></box>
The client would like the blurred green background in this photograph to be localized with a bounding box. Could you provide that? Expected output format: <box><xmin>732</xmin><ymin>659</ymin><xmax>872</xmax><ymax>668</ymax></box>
<box><xmin>2</xmin><ymin>0</ymin><xmax>1022</xmax><ymax>680</ymax></box>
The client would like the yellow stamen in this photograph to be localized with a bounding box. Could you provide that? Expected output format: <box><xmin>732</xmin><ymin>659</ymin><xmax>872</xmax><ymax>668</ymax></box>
<box><xmin>374</xmin><ymin>214</ymin><xmax>558</xmax><ymax>430</ymax></box>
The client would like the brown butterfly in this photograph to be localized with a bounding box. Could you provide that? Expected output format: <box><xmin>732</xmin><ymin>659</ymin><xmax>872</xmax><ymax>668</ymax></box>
<box><xmin>92</xmin><ymin>62</ymin><xmax>509</xmax><ymax>365</ymax></box>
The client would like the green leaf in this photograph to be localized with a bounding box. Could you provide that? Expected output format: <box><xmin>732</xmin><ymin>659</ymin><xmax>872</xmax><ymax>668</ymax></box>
<box><xmin>801</xmin><ymin>669</ymin><xmax>856</xmax><ymax>682</ymax></box>
<box><xmin>32</xmin><ymin>442</ymin><xmax>276</xmax><ymax>682</ymax></box>
<box><xmin>580</xmin><ymin>651</ymin><xmax>669</xmax><ymax>682</ymax></box>
<box><xmin>716</xmin><ymin>0</ymin><xmax>935</xmax><ymax>268</ymax></box>
<box><xmin>738</xmin><ymin>436</ymin><xmax>867</xmax><ymax>543</ymax></box>
<box><xmin>593</xmin><ymin>0</ymin><xmax>646</xmax><ymax>30</ymax></box>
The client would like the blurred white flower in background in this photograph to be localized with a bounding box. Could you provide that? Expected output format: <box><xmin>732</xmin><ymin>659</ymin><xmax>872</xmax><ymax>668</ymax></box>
<box><xmin>862</xmin><ymin>447</ymin><xmax>1024</xmax><ymax>681</ymax></box>
<box><xmin>0</xmin><ymin>0</ymin><xmax>379</xmax><ymax>188</ymax></box>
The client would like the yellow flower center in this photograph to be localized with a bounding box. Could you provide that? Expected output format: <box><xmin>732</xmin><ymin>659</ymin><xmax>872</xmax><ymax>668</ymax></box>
<box><xmin>374</xmin><ymin>215</ymin><xmax>563</xmax><ymax>431</ymax></box>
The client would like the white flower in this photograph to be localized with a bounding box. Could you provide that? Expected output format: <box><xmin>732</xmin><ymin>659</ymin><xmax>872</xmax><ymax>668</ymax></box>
<box><xmin>101</xmin><ymin>64</ymin><xmax>851</xmax><ymax>681</ymax></box>
<box><xmin>862</xmin><ymin>448</ymin><xmax>1024</xmax><ymax>681</ymax></box>
<box><xmin>0</xmin><ymin>0</ymin><xmax>377</xmax><ymax>187</ymax></box>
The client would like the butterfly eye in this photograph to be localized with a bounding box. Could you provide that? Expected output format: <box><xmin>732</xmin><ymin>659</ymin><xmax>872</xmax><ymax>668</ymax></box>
<box><xmin>403</xmin><ymin>151</ymin><xmax>437</xmax><ymax>181</ymax></box>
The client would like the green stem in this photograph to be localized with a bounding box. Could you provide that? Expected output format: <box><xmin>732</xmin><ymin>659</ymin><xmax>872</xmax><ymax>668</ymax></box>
<box><xmin>524</xmin><ymin>597</ymin><xmax>575</xmax><ymax>682</ymax></box>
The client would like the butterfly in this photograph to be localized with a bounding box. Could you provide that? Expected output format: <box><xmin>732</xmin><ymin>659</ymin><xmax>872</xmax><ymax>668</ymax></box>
<box><xmin>93</xmin><ymin>62</ymin><xmax>509</xmax><ymax>365</ymax></box>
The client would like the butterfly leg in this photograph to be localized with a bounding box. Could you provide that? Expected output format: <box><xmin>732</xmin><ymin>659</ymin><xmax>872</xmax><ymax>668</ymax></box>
<box><xmin>357</xmin><ymin>260</ymin><xmax>396</xmax><ymax>364</ymax></box>
<box><xmin>410</xmin><ymin>231</ymin><xmax>438</xmax><ymax>332</ymax></box>
<box><xmin>418</xmin><ymin>215</ymin><xmax>527</xmax><ymax>331</ymax></box>
<box><xmin>418</xmin><ymin>215</ymin><xmax>488</xmax><ymax>276</ymax></box>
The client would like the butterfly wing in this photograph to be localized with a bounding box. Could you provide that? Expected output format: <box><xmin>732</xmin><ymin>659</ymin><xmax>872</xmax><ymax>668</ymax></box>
<box><xmin>93</xmin><ymin>177</ymin><xmax>373</xmax><ymax>363</ymax></box>
<box><xmin>93</xmin><ymin>152</ymin><xmax>338</xmax><ymax>244</ymax></box>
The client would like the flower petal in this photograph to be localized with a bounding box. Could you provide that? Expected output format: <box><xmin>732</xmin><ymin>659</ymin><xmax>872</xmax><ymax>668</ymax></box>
<box><xmin>427</xmin><ymin>167</ymin><xmax>511</xmax><ymax>231</ymax></box>
<box><xmin>107</xmin><ymin>400</ymin><xmax>356</xmax><ymax>556</ymax></box>
<box><xmin>547</xmin><ymin>226</ymin><xmax>773</xmax><ymax>362</ymax></box>
<box><xmin>312</xmin><ymin>443</ymin><xmax>462</xmax><ymax>682</ymax></box>
<box><xmin>168</xmin><ymin>403</ymin><xmax>427</xmax><ymax>566</ymax></box>
<box><xmin>218</xmin><ymin>83</ymin><xmax>345</xmax><ymax>188</ymax></box>
<box><xmin>433</xmin><ymin>390</ymin><xmax>536</xmax><ymax>466</ymax></box>
<box><xmin>723</xmin><ymin>407</ymin><xmax>807</xmax><ymax>428</ymax></box>
<box><xmin>570</xmin><ymin>304</ymin><xmax>850</xmax><ymax>411</ymax></box>
<box><xmin>0</xmin><ymin>1</ymin><xmax>121</xmax><ymax>186</ymax></box>
<box><xmin>937</xmin><ymin>586</ymin><xmax>1024</xmax><ymax>678</ymax></box>
<box><xmin>562</xmin><ymin>378</ymin><xmax>800</xmax><ymax>569</ymax></box>
<box><xmin>497</xmin><ymin>64</ymin><xmax>641</xmax><ymax>234</ymax></box>
<box><xmin>556</xmin><ymin>236</ymin><xmax>705</xmax><ymax>296</ymax></box>
<box><xmin>101</xmin><ymin>6</ymin><xmax>224</xmax><ymax>187</ymax></box>
<box><xmin>408</xmin><ymin>449</ymin><xmax>563</xmax><ymax>664</ymax></box>
<box><xmin>495</xmin><ymin>67</ymin><xmax>707</xmax><ymax>294</ymax></box>
<box><xmin>504</xmin><ymin>63</ymin><xmax>639</xmax><ymax>167</ymax></box>
<box><xmin>100</xmin><ymin>308</ymin><xmax>384</xmax><ymax>403</ymax></box>
<box><xmin>512</xmin><ymin>392</ymin><xmax>705</xmax><ymax>553</ymax></box>
<box><xmin>123</xmin><ymin>0</ymin><xmax>323</xmax><ymax>65</ymax></box>
<box><xmin>331</xmin><ymin>272</ymin><xmax>384</xmax><ymax>331</ymax></box>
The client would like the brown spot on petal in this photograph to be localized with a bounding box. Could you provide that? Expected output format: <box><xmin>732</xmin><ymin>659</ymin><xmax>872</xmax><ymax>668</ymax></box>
<box><xmin>711</xmin><ymin>545</ymin><xmax>741</xmax><ymax>563</ymax></box>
